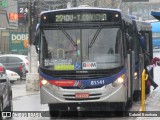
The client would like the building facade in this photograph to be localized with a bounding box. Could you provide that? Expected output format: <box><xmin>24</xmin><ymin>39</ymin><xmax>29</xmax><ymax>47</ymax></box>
<box><xmin>0</xmin><ymin>0</ymin><xmax>18</xmax><ymax>54</ymax></box>
<box><xmin>1</xmin><ymin>0</ymin><xmax>160</xmax><ymax>54</ymax></box>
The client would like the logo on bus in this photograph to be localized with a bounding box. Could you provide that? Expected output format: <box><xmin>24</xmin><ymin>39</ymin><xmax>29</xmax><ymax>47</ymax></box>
<box><xmin>82</xmin><ymin>62</ymin><xmax>97</xmax><ymax>69</ymax></box>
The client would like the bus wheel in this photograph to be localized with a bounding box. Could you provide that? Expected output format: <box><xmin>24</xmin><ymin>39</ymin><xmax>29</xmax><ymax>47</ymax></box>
<box><xmin>133</xmin><ymin>90</ymin><xmax>141</xmax><ymax>102</ymax></box>
<box><xmin>115</xmin><ymin>102</ymin><xmax>126</xmax><ymax>116</ymax></box>
<box><xmin>48</xmin><ymin>104</ymin><xmax>60</xmax><ymax>118</ymax></box>
<box><xmin>126</xmin><ymin>98</ymin><xmax>133</xmax><ymax>109</ymax></box>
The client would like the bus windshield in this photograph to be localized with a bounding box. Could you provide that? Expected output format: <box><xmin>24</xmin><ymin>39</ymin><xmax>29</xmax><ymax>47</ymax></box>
<box><xmin>41</xmin><ymin>27</ymin><xmax>124</xmax><ymax>70</ymax></box>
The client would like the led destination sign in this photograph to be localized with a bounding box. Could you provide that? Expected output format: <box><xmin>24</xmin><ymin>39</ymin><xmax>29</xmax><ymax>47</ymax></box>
<box><xmin>41</xmin><ymin>11</ymin><xmax>121</xmax><ymax>24</ymax></box>
<box><xmin>55</xmin><ymin>13</ymin><xmax>107</xmax><ymax>22</ymax></box>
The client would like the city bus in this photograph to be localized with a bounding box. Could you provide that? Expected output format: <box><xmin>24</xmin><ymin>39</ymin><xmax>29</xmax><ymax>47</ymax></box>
<box><xmin>34</xmin><ymin>6</ymin><xmax>152</xmax><ymax>116</ymax></box>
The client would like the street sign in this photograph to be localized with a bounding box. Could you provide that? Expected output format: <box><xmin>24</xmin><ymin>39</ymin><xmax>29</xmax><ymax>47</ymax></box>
<box><xmin>0</xmin><ymin>0</ymin><xmax>7</xmax><ymax>7</ymax></box>
<box><xmin>122</xmin><ymin>0</ymin><xmax>149</xmax><ymax>2</ymax></box>
<box><xmin>10</xmin><ymin>32</ymin><xmax>28</xmax><ymax>54</ymax></box>
<box><xmin>18</xmin><ymin>2</ymin><xmax>28</xmax><ymax>25</ymax></box>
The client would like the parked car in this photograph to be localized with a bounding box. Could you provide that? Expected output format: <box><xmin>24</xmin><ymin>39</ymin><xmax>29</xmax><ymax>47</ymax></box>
<box><xmin>0</xmin><ymin>54</ymin><xmax>29</xmax><ymax>79</ymax></box>
<box><xmin>6</xmin><ymin>70</ymin><xmax>20</xmax><ymax>83</ymax></box>
<box><xmin>0</xmin><ymin>63</ymin><xmax>13</xmax><ymax>118</ymax></box>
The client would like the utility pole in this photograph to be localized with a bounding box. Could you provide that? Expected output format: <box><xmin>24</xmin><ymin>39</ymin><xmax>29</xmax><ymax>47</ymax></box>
<box><xmin>26</xmin><ymin>0</ymin><xmax>39</xmax><ymax>91</ymax></box>
<box><xmin>72</xmin><ymin>0</ymin><xmax>77</xmax><ymax>7</ymax></box>
<box><xmin>111</xmin><ymin>0</ymin><xmax>115</xmax><ymax>8</ymax></box>
<box><xmin>94</xmin><ymin>0</ymin><xmax>98</xmax><ymax>7</ymax></box>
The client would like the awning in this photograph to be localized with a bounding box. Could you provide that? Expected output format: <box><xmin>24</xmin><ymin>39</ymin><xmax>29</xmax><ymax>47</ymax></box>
<box><xmin>151</xmin><ymin>11</ymin><xmax>160</xmax><ymax>21</ymax></box>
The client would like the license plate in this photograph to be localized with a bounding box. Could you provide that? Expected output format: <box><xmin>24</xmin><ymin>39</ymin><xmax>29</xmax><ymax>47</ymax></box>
<box><xmin>75</xmin><ymin>93</ymin><xmax>89</xmax><ymax>98</ymax></box>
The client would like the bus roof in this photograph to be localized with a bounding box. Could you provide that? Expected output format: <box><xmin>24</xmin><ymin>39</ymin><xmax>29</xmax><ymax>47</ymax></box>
<box><xmin>133</xmin><ymin>20</ymin><xmax>152</xmax><ymax>31</ymax></box>
<box><xmin>40</xmin><ymin>6</ymin><xmax>121</xmax><ymax>15</ymax></box>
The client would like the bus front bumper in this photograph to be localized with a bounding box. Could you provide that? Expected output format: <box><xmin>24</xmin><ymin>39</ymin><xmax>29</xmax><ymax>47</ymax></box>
<box><xmin>40</xmin><ymin>84</ymin><xmax>127</xmax><ymax>104</ymax></box>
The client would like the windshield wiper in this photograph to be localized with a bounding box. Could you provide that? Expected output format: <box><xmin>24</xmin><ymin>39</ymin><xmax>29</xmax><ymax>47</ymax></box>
<box><xmin>89</xmin><ymin>26</ymin><xmax>102</xmax><ymax>48</ymax></box>
<box><xmin>60</xmin><ymin>27</ymin><xmax>77</xmax><ymax>46</ymax></box>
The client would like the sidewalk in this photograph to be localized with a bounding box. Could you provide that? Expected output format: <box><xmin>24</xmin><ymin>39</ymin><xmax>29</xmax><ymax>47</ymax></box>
<box><xmin>145</xmin><ymin>87</ymin><xmax>160</xmax><ymax>111</ymax></box>
<box><xmin>143</xmin><ymin>66</ymin><xmax>160</xmax><ymax>111</ymax></box>
<box><xmin>11</xmin><ymin>80</ymin><xmax>160</xmax><ymax>119</ymax></box>
<box><xmin>134</xmin><ymin>86</ymin><xmax>160</xmax><ymax>120</ymax></box>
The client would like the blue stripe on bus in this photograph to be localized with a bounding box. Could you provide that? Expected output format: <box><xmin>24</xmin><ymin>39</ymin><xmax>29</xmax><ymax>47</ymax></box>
<box><xmin>39</xmin><ymin>68</ymin><xmax>126</xmax><ymax>87</ymax></box>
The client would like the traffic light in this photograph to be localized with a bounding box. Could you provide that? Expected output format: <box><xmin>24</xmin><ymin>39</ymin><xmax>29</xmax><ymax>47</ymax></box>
<box><xmin>0</xmin><ymin>0</ymin><xmax>7</xmax><ymax>7</ymax></box>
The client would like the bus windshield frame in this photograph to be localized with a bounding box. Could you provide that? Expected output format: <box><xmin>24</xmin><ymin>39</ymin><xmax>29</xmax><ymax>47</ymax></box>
<box><xmin>38</xmin><ymin>9</ymin><xmax>124</xmax><ymax>71</ymax></box>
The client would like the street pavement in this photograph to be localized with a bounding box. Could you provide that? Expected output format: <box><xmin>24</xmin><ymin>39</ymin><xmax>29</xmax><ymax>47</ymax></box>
<box><xmin>134</xmin><ymin>90</ymin><xmax>160</xmax><ymax>120</ymax></box>
<box><xmin>12</xmin><ymin>80</ymin><xmax>39</xmax><ymax>99</ymax></box>
<box><xmin>8</xmin><ymin>78</ymin><xmax>160</xmax><ymax>120</ymax></box>
<box><xmin>133</xmin><ymin>51</ymin><xmax>160</xmax><ymax>120</ymax></box>
<box><xmin>3</xmin><ymin>59</ymin><xmax>160</xmax><ymax>120</ymax></box>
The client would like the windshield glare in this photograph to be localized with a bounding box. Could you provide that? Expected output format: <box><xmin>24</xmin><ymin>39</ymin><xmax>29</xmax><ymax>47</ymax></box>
<box><xmin>41</xmin><ymin>28</ymin><xmax>123</xmax><ymax>70</ymax></box>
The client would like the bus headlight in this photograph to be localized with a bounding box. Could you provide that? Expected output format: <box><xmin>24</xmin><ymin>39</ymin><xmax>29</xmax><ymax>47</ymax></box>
<box><xmin>41</xmin><ymin>79</ymin><xmax>59</xmax><ymax>91</ymax></box>
<box><xmin>112</xmin><ymin>74</ymin><xmax>125</xmax><ymax>87</ymax></box>
<box><xmin>134</xmin><ymin>72</ymin><xmax>138</xmax><ymax>79</ymax></box>
<box><xmin>42</xmin><ymin>80</ymin><xmax>48</xmax><ymax>85</ymax></box>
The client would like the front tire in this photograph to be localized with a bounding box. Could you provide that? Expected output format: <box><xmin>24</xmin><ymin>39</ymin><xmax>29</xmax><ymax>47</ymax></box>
<box><xmin>126</xmin><ymin>98</ymin><xmax>133</xmax><ymax>109</ymax></box>
<box><xmin>133</xmin><ymin>90</ymin><xmax>141</xmax><ymax>102</ymax></box>
<box><xmin>48</xmin><ymin>104</ymin><xmax>61</xmax><ymax>118</ymax></box>
<box><xmin>115</xmin><ymin>102</ymin><xmax>126</xmax><ymax>117</ymax></box>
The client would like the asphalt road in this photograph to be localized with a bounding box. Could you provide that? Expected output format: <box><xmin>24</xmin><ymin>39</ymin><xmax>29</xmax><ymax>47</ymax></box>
<box><xmin>1</xmin><ymin>81</ymin><xmax>143</xmax><ymax>120</ymax></box>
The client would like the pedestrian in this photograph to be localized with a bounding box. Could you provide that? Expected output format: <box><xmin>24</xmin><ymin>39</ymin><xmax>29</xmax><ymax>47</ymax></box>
<box><xmin>144</xmin><ymin>50</ymin><xmax>159</xmax><ymax>90</ymax></box>
<box><xmin>151</xmin><ymin>57</ymin><xmax>160</xmax><ymax>66</ymax></box>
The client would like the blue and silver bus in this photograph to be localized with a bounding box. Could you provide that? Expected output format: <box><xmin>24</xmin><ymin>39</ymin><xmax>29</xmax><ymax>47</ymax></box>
<box><xmin>34</xmin><ymin>6</ymin><xmax>152</xmax><ymax>117</ymax></box>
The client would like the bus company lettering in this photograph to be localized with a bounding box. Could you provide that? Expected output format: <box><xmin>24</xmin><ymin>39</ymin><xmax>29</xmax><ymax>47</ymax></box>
<box><xmin>82</xmin><ymin>62</ymin><xmax>97</xmax><ymax>69</ymax></box>
<box><xmin>45</xmin><ymin>59</ymin><xmax>72</xmax><ymax>66</ymax></box>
